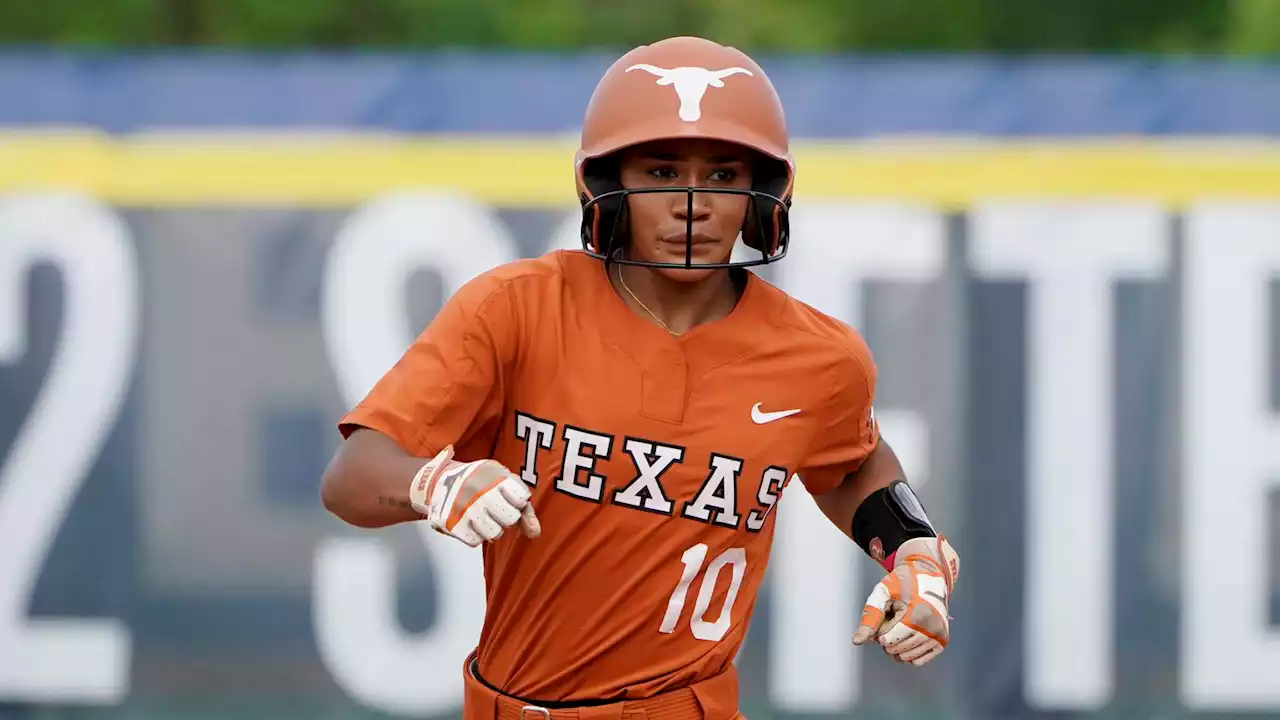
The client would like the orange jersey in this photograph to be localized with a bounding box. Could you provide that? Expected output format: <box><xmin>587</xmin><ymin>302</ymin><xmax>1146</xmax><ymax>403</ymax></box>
<box><xmin>339</xmin><ymin>249</ymin><xmax>879</xmax><ymax>702</ymax></box>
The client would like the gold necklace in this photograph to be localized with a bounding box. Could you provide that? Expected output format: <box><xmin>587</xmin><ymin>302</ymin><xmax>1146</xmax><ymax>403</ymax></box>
<box><xmin>615</xmin><ymin>264</ymin><xmax>675</xmax><ymax>335</ymax></box>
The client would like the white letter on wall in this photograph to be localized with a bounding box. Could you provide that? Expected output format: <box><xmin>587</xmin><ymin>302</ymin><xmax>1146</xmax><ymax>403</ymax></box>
<box><xmin>971</xmin><ymin>201</ymin><xmax>1168</xmax><ymax>710</ymax></box>
<box><xmin>771</xmin><ymin>201</ymin><xmax>943</xmax><ymax>711</ymax></box>
<box><xmin>316</xmin><ymin>192</ymin><xmax>517</xmax><ymax>716</ymax></box>
<box><xmin>1181</xmin><ymin>201</ymin><xmax>1280</xmax><ymax>710</ymax></box>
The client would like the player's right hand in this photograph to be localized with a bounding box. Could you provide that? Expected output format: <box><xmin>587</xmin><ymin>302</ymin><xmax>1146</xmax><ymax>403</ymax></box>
<box><xmin>407</xmin><ymin>444</ymin><xmax>541</xmax><ymax>547</ymax></box>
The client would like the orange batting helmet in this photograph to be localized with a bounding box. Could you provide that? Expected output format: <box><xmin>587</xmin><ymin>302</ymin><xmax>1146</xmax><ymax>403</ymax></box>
<box><xmin>575</xmin><ymin>36</ymin><xmax>795</xmax><ymax>269</ymax></box>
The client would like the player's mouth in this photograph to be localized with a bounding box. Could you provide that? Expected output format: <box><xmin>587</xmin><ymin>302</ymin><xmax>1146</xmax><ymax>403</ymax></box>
<box><xmin>659</xmin><ymin>232</ymin><xmax>720</xmax><ymax>250</ymax></box>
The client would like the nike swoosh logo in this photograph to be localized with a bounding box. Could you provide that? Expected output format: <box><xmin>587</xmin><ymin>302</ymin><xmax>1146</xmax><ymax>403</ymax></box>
<box><xmin>751</xmin><ymin>402</ymin><xmax>801</xmax><ymax>424</ymax></box>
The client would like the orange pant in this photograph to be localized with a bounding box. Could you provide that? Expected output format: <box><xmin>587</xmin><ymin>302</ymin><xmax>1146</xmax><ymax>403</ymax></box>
<box><xmin>462</xmin><ymin>652</ymin><xmax>742</xmax><ymax>720</ymax></box>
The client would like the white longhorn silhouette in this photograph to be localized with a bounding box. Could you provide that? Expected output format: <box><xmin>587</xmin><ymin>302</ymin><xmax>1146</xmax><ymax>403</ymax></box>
<box><xmin>625</xmin><ymin>64</ymin><xmax>754</xmax><ymax>122</ymax></box>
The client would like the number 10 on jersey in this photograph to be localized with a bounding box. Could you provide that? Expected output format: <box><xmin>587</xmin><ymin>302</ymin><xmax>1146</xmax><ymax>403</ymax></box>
<box><xmin>659</xmin><ymin>544</ymin><xmax>747</xmax><ymax>642</ymax></box>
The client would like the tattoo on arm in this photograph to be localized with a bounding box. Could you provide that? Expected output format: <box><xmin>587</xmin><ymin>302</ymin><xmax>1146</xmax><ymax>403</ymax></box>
<box><xmin>377</xmin><ymin>496</ymin><xmax>417</xmax><ymax>512</ymax></box>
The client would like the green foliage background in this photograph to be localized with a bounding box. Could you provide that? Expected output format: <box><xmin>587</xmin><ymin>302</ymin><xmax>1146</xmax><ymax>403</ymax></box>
<box><xmin>2</xmin><ymin>0</ymin><xmax>1279</xmax><ymax>54</ymax></box>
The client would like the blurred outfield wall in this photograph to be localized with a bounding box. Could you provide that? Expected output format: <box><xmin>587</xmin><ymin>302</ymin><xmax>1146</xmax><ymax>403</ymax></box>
<box><xmin>1</xmin><ymin>52</ymin><xmax>1280</xmax><ymax>720</ymax></box>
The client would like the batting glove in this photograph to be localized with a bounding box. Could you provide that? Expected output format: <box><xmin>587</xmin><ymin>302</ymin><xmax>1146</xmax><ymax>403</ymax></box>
<box><xmin>408</xmin><ymin>444</ymin><xmax>541</xmax><ymax>547</ymax></box>
<box><xmin>852</xmin><ymin>535</ymin><xmax>959</xmax><ymax>667</ymax></box>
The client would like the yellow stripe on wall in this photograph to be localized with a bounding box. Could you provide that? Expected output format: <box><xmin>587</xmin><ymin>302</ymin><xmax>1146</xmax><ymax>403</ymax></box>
<box><xmin>4</xmin><ymin>131</ymin><xmax>1280</xmax><ymax>207</ymax></box>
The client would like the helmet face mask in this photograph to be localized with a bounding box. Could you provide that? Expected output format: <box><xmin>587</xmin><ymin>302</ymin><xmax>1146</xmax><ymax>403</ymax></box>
<box><xmin>575</xmin><ymin>37</ymin><xmax>794</xmax><ymax>271</ymax></box>
<box><xmin>580</xmin><ymin>178</ymin><xmax>790</xmax><ymax>270</ymax></box>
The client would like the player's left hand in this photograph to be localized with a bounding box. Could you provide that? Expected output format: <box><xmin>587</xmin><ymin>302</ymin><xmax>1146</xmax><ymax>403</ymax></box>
<box><xmin>852</xmin><ymin>536</ymin><xmax>959</xmax><ymax>667</ymax></box>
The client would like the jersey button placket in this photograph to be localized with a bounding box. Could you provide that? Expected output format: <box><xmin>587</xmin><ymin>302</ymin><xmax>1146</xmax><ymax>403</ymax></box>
<box><xmin>639</xmin><ymin>343</ymin><xmax>688</xmax><ymax>424</ymax></box>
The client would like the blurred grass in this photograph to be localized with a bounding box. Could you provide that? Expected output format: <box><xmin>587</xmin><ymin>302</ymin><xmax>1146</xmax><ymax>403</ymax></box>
<box><xmin>0</xmin><ymin>0</ymin><xmax>1275</xmax><ymax>55</ymax></box>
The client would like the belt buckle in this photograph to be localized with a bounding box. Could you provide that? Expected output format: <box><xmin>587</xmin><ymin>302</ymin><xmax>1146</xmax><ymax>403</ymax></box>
<box><xmin>521</xmin><ymin>705</ymin><xmax>552</xmax><ymax>720</ymax></box>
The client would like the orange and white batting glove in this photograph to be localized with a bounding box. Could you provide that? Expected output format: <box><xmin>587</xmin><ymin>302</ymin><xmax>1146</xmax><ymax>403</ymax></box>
<box><xmin>852</xmin><ymin>535</ymin><xmax>959</xmax><ymax>667</ymax></box>
<box><xmin>408</xmin><ymin>445</ymin><xmax>541</xmax><ymax>547</ymax></box>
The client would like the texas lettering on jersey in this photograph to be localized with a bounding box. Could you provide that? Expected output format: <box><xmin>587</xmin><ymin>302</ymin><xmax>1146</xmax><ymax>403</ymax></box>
<box><xmin>512</xmin><ymin>408</ymin><xmax>792</xmax><ymax>532</ymax></box>
<box><xmin>339</xmin><ymin>249</ymin><xmax>879</xmax><ymax>702</ymax></box>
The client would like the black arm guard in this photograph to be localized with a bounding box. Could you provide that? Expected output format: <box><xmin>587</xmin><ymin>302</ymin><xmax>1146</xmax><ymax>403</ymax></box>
<box><xmin>851</xmin><ymin>479</ymin><xmax>937</xmax><ymax>566</ymax></box>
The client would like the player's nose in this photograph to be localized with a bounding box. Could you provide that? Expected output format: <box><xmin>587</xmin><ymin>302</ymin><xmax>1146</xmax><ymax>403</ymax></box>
<box><xmin>669</xmin><ymin>188</ymin><xmax>713</xmax><ymax>221</ymax></box>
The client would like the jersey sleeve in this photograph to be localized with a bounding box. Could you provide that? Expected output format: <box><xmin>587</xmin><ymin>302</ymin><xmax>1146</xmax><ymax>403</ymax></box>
<box><xmin>337</xmin><ymin>271</ymin><xmax>518</xmax><ymax>459</ymax></box>
<box><xmin>797</xmin><ymin>335</ymin><xmax>880</xmax><ymax>496</ymax></box>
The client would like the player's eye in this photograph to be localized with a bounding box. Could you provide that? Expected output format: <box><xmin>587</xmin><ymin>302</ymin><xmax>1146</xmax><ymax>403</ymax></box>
<box><xmin>708</xmin><ymin>168</ymin><xmax>738</xmax><ymax>183</ymax></box>
<box><xmin>647</xmin><ymin>166</ymin><xmax>679</xmax><ymax>181</ymax></box>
